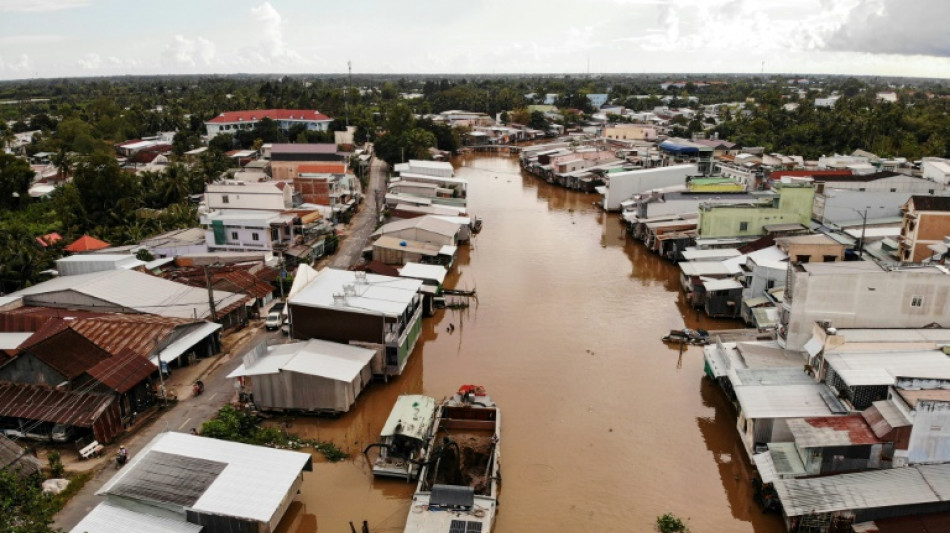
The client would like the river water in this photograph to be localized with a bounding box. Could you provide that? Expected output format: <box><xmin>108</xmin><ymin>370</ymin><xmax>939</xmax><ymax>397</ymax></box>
<box><xmin>275</xmin><ymin>154</ymin><xmax>785</xmax><ymax>533</ymax></box>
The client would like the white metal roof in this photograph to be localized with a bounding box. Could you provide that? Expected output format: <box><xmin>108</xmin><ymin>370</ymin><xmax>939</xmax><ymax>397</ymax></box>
<box><xmin>397</xmin><ymin>172</ymin><xmax>468</xmax><ymax>186</ymax></box>
<box><xmin>288</xmin><ymin>268</ymin><xmax>422</xmax><ymax>317</ymax></box>
<box><xmin>835</xmin><ymin>328</ymin><xmax>950</xmax><ymax>345</ymax></box>
<box><xmin>734</xmin><ymin>384</ymin><xmax>837</xmax><ymax>419</ymax></box>
<box><xmin>679</xmin><ymin>261</ymin><xmax>734</xmax><ymax>276</ymax></box>
<box><xmin>824</xmin><ymin>350</ymin><xmax>950</xmax><ymax>386</ymax></box>
<box><xmin>70</xmin><ymin>501</ymin><xmax>203</xmax><ymax>533</ymax></box>
<box><xmin>228</xmin><ymin>339</ymin><xmax>375</xmax><ymax>382</ymax></box>
<box><xmin>373</xmin><ymin>215</ymin><xmax>462</xmax><ymax>238</ymax></box>
<box><xmin>774</xmin><ymin>464</ymin><xmax>950</xmax><ymax>517</ymax></box>
<box><xmin>681</xmin><ymin>248</ymin><xmax>741</xmax><ymax>261</ymax></box>
<box><xmin>399</xmin><ymin>263</ymin><xmax>448</xmax><ymax>285</ymax></box>
<box><xmin>753</xmin><ymin>442</ymin><xmax>806</xmax><ymax>484</ymax></box>
<box><xmin>10</xmin><ymin>269</ymin><xmax>246</xmax><ymax>320</ymax></box>
<box><xmin>703</xmin><ymin>279</ymin><xmax>743</xmax><ymax>291</ymax></box>
<box><xmin>99</xmin><ymin>432</ymin><xmax>311</xmax><ymax>524</ymax></box>
<box><xmin>723</xmin><ymin>246</ymin><xmax>787</xmax><ymax>272</ymax></box>
<box><xmin>380</xmin><ymin>395</ymin><xmax>437</xmax><ymax>440</ymax></box>
<box><xmin>154</xmin><ymin>322</ymin><xmax>222</xmax><ymax>366</ymax></box>
<box><xmin>0</xmin><ymin>331</ymin><xmax>33</xmax><ymax>350</ymax></box>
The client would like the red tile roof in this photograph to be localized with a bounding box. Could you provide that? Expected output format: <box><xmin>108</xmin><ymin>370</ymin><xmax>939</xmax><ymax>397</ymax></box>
<box><xmin>85</xmin><ymin>347</ymin><xmax>157</xmax><ymax>394</ymax></box>
<box><xmin>65</xmin><ymin>235</ymin><xmax>110</xmax><ymax>253</ymax></box>
<box><xmin>206</xmin><ymin>109</ymin><xmax>332</xmax><ymax>124</ymax></box>
<box><xmin>769</xmin><ymin>169</ymin><xmax>853</xmax><ymax>180</ymax></box>
<box><xmin>298</xmin><ymin>163</ymin><xmax>347</xmax><ymax>174</ymax></box>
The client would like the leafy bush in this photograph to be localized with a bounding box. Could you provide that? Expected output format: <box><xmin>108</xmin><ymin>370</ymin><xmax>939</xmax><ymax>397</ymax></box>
<box><xmin>201</xmin><ymin>405</ymin><xmax>348</xmax><ymax>462</ymax></box>
<box><xmin>47</xmin><ymin>451</ymin><xmax>64</xmax><ymax>479</ymax></box>
<box><xmin>656</xmin><ymin>513</ymin><xmax>689</xmax><ymax>533</ymax></box>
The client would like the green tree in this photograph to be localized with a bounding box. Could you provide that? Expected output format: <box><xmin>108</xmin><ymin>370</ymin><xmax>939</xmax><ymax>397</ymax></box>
<box><xmin>0</xmin><ymin>470</ymin><xmax>58</xmax><ymax>533</ymax></box>
<box><xmin>0</xmin><ymin>153</ymin><xmax>33</xmax><ymax>209</ymax></box>
<box><xmin>529</xmin><ymin>110</ymin><xmax>548</xmax><ymax>130</ymax></box>
<box><xmin>72</xmin><ymin>155</ymin><xmax>140</xmax><ymax>228</ymax></box>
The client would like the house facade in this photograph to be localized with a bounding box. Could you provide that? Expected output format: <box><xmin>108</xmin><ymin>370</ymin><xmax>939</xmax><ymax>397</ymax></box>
<box><xmin>204</xmin><ymin>110</ymin><xmax>332</xmax><ymax>139</ymax></box>
<box><xmin>898</xmin><ymin>196</ymin><xmax>950</xmax><ymax>263</ymax></box>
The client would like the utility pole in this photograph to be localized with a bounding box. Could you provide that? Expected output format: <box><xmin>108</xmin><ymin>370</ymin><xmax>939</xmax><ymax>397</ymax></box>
<box><xmin>204</xmin><ymin>265</ymin><xmax>218</xmax><ymax>322</ymax></box>
<box><xmin>345</xmin><ymin>60</ymin><xmax>352</xmax><ymax>129</ymax></box>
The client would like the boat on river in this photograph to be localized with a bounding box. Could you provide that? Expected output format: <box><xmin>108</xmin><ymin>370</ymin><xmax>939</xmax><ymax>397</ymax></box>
<box><xmin>403</xmin><ymin>385</ymin><xmax>501</xmax><ymax>533</ymax></box>
<box><xmin>661</xmin><ymin>328</ymin><xmax>710</xmax><ymax>345</ymax></box>
<box><xmin>365</xmin><ymin>394</ymin><xmax>437</xmax><ymax>480</ymax></box>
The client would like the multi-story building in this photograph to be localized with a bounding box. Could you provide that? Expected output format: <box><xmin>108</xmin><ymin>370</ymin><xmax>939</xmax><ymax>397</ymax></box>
<box><xmin>204</xmin><ymin>110</ymin><xmax>332</xmax><ymax>139</ymax></box>
<box><xmin>697</xmin><ymin>183</ymin><xmax>814</xmax><ymax>239</ymax></box>
<box><xmin>898</xmin><ymin>196</ymin><xmax>950</xmax><ymax>263</ymax></box>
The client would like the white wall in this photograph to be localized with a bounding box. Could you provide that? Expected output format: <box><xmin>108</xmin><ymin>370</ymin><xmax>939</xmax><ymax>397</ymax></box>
<box><xmin>205</xmin><ymin>225</ymin><xmax>275</xmax><ymax>252</ymax></box>
<box><xmin>815</xmin><ymin>190</ymin><xmax>935</xmax><ymax>224</ymax></box>
<box><xmin>923</xmin><ymin>159</ymin><xmax>950</xmax><ymax>186</ymax></box>
<box><xmin>908</xmin><ymin>400</ymin><xmax>950</xmax><ymax>464</ymax></box>
<box><xmin>784</xmin><ymin>267</ymin><xmax>950</xmax><ymax>351</ymax></box>
<box><xmin>604</xmin><ymin>164</ymin><xmax>698</xmax><ymax>211</ymax></box>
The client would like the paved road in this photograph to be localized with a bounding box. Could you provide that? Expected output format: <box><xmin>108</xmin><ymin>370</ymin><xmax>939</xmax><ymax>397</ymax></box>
<box><xmin>52</xmin><ymin>325</ymin><xmax>285</xmax><ymax>531</ymax></box>
<box><xmin>331</xmin><ymin>156</ymin><xmax>387</xmax><ymax>269</ymax></box>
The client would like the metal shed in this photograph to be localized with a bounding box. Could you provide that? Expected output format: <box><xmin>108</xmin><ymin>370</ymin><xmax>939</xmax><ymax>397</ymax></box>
<box><xmin>228</xmin><ymin>340</ymin><xmax>375</xmax><ymax>413</ymax></box>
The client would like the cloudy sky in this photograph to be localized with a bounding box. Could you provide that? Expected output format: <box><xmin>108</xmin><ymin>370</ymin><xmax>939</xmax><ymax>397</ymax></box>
<box><xmin>1</xmin><ymin>0</ymin><xmax>948</xmax><ymax>80</ymax></box>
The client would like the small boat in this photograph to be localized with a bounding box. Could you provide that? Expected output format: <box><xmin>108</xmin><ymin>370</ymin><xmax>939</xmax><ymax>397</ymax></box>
<box><xmin>403</xmin><ymin>385</ymin><xmax>500</xmax><ymax>533</ymax></box>
<box><xmin>365</xmin><ymin>395</ymin><xmax>437</xmax><ymax>480</ymax></box>
<box><xmin>662</xmin><ymin>328</ymin><xmax>710</xmax><ymax>345</ymax></box>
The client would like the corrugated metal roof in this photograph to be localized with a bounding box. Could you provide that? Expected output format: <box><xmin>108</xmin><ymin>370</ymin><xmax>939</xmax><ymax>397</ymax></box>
<box><xmin>380</xmin><ymin>395</ymin><xmax>437</xmax><ymax>441</ymax></box>
<box><xmin>99</xmin><ymin>432</ymin><xmax>312</xmax><ymax>524</ymax></box>
<box><xmin>897</xmin><ymin>389</ymin><xmax>950</xmax><ymax>408</ymax></box>
<box><xmin>825</xmin><ymin>350</ymin><xmax>950</xmax><ymax>387</ymax></box>
<box><xmin>10</xmin><ymin>270</ymin><xmax>246</xmax><ymax>320</ymax></box>
<box><xmin>22</xmin><ymin>322</ymin><xmax>109</xmax><ymax>379</ymax></box>
<box><xmin>703</xmin><ymin>279</ymin><xmax>743</xmax><ymax>291</ymax></box>
<box><xmin>228</xmin><ymin>339</ymin><xmax>374</xmax><ymax>382</ymax></box>
<box><xmin>788</xmin><ymin>415</ymin><xmax>880</xmax><ymax>448</ymax></box>
<box><xmin>0</xmin><ymin>434</ymin><xmax>42</xmax><ymax>477</ymax></box>
<box><xmin>753</xmin><ymin>442</ymin><xmax>807</xmax><ymax>484</ymax></box>
<box><xmin>289</xmin><ymin>268</ymin><xmax>422</xmax><ymax>317</ymax></box>
<box><xmin>155</xmin><ymin>322</ymin><xmax>221</xmax><ymax>366</ymax></box>
<box><xmin>108</xmin><ymin>450</ymin><xmax>226</xmax><ymax>506</ymax></box>
<box><xmin>680</xmin><ymin>261</ymin><xmax>734</xmax><ymax>276</ymax></box>
<box><xmin>373</xmin><ymin>215</ymin><xmax>462</xmax><ymax>238</ymax></box>
<box><xmin>398</xmin><ymin>263</ymin><xmax>448</xmax><ymax>285</ymax></box>
<box><xmin>69</xmin><ymin>502</ymin><xmax>203</xmax><ymax>533</ymax></box>
<box><xmin>858</xmin><ymin>512</ymin><xmax>950</xmax><ymax>533</ymax></box>
<box><xmin>0</xmin><ymin>383</ymin><xmax>113</xmax><ymax>428</ymax></box>
<box><xmin>731</xmin><ymin>367</ymin><xmax>815</xmax><ymax>387</ymax></box>
<box><xmin>735</xmin><ymin>384</ymin><xmax>837</xmax><ymax>419</ymax></box>
<box><xmin>86</xmin><ymin>348</ymin><xmax>157</xmax><ymax>393</ymax></box>
<box><xmin>774</xmin><ymin>465</ymin><xmax>945</xmax><ymax>517</ymax></box>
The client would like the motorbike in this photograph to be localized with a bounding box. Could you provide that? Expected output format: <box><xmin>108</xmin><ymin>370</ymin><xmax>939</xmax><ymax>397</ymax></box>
<box><xmin>193</xmin><ymin>380</ymin><xmax>205</xmax><ymax>396</ymax></box>
<box><xmin>115</xmin><ymin>451</ymin><xmax>128</xmax><ymax>469</ymax></box>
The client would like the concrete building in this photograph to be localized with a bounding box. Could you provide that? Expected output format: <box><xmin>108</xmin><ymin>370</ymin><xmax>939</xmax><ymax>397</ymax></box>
<box><xmin>697</xmin><ymin>183</ymin><xmax>815</xmax><ymax>239</ymax></box>
<box><xmin>393</xmin><ymin>159</ymin><xmax>455</xmax><ymax>179</ymax></box>
<box><xmin>599</xmin><ymin>164</ymin><xmax>698</xmax><ymax>211</ymax></box>
<box><xmin>811</xmin><ymin>172</ymin><xmax>942</xmax><ymax>224</ymax></box>
<box><xmin>371</xmin><ymin>216</ymin><xmax>461</xmax><ymax>247</ymax></box>
<box><xmin>287</xmin><ymin>268</ymin><xmax>423</xmax><ymax>377</ymax></box>
<box><xmin>922</xmin><ymin>158</ymin><xmax>950</xmax><ymax>186</ymax></box>
<box><xmin>204</xmin><ymin>181</ymin><xmax>292</xmax><ymax>212</ymax></box>
<box><xmin>204</xmin><ymin>110</ymin><xmax>332</xmax><ymax>139</ymax></box>
<box><xmin>775</xmin><ymin>234</ymin><xmax>847</xmax><ymax>264</ymax></box>
<box><xmin>82</xmin><ymin>432</ymin><xmax>312</xmax><ymax>533</ymax></box>
<box><xmin>779</xmin><ymin>262</ymin><xmax>950</xmax><ymax>351</ymax></box>
<box><xmin>899</xmin><ymin>196</ymin><xmax>950</xmax><ymax>262</ymax></box>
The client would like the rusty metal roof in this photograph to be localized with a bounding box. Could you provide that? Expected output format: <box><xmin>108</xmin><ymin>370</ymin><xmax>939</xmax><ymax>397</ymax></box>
<box><xmin>69</xmin><ymin>315</ymin><xmax>190</xmax><ymax>358</ymax></box>
<box><xmin>85</xmin><ymin>347</ymin><xmax>157</xmax><ymax>394</ymax></box>
<box><xmin>0</xmin><ymin>382</ymin><xmax>114</xmax><ymax>428</ymax></box>
<box><xmin>161</xmin><ymin>268</ymin><xmax>274</xmax><ymax>300</ymax></box>
<box><xmin>20</xmin><ymin>321</ymin><xmax>110</xmax><ymax>379</ymax></box>
<box><xmin>861</xmin><ymin>511</ymin><xmax>950</xmax><ymax>533</ymax></box>
<box><xmin>788</xmin><ymin>415</ymin><xmax>881</xmax><ymax>448</ymax></box>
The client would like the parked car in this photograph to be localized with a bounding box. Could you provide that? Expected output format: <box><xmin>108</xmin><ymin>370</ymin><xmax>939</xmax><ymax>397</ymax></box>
<box><xmin>265</xmin><ymin>310</ymin><xmax>282</xmax><ymax>331</ymax></box>
<box><xmin>281</xmin><ymin>318</ymin><xmax>290</xmax><ymax>336</ymax></box>
<box><xmin>51</xmin><ymin>424</ymin><xmax>72</xmax><ymax>443</ymax></box>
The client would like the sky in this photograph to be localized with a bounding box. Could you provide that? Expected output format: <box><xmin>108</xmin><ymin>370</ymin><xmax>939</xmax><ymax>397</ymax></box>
<box><xmin>1</xmin><ymin>0</ymin><xmax>949</xmax><ymax>81</ymax></box>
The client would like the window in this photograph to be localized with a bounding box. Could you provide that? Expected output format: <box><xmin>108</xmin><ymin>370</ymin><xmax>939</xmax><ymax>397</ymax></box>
<box><xmin>823</xmin><ymin>255</ymin><xmax>838</xmax><ymax>262</ymax></box>
<box><xmin>766</xmin><ymin>279</ymin><xmax>776</xmax><ymax>289</ymax></box>
<box><xmin>739</xmin><ymin>221</ymin><xmax>749</xmax><ymax>231</ymax></box>
<box><xmin>796</xmin><ymin>255</ymin><xmax>810</xmax><ymax>263</ymax></box>
<box><xmin>230</xmin><ymin>231</ymin><xmax>238</xmax><ymax>240</ymax></box>
<box><xmin>222</xmin><ymin>195</ymin><xmax>229</xmax><ymax>204</ymax></box>
<box><xmin>912</xmin><ymin>296</ymin><xmax>924</xmax><ymax>308</ymax></box>
<box><xmin>252</xmin><ymin>232</ymin><xmax>260</xmax><ymax>241</ymax></box>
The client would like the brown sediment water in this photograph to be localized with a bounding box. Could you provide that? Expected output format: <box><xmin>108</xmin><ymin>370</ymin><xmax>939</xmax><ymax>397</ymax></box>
<box><xmin>275</xmin><ymin>154</ymin><xmax>785</xmax><ymax>533</ymax></box>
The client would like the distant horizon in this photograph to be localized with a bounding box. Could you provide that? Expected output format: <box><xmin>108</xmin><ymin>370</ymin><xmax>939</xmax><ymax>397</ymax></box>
<box><xmin>2</xmin><ymin>1</ymin><xmax>949</xmax><ymax>82</ymax></box>
<box><xmin>2</xmin><ymin>71</ymin><xmax>949</xmax><ymax>85</ymax></box>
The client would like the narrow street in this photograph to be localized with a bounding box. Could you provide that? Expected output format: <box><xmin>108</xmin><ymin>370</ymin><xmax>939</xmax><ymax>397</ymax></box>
<box><xmin>331</xmin><ymin>155</ymin><xmax>387</xmax><ymax>268</ymax></box>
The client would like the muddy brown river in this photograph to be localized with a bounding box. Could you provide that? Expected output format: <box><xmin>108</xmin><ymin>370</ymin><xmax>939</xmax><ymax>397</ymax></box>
<box><xmin>275</xmin><ymin>154</ymin><xmax>785</xmax><ymax>533</ymax></box>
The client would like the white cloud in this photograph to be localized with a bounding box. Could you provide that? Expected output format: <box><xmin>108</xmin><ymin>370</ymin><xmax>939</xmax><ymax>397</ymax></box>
<box><xmin>0</xmin><ymin>53</ymin><xmax>31</xmax><ymax>74</ymax></box>
<box><xmin>0</xmin><ymin>0</ymin><xmax>92</xmax><ymax>12</ymax></box>
<box><xmin>821</xmin><ymin>0</ymin><xmax>950</xmax><ymax>57</ymax></box>
<box><xmin>161</xmin><ymin>34</ymin><xmax>217</xmax><ymax>68</ymax></box>
<box><xmin>0</xmin><ymin>34</ymin><xmax>67</xmax><ymax>45</ymax></box>
<box><xmin>249</xmin><ymin>2</ymin><xmax>305</xmax><ymax>64</ymax></box>
<box><xmin>76</xmin><ymin>53</ymin><xmax>101</xmax><ymax>69</ymax></box>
